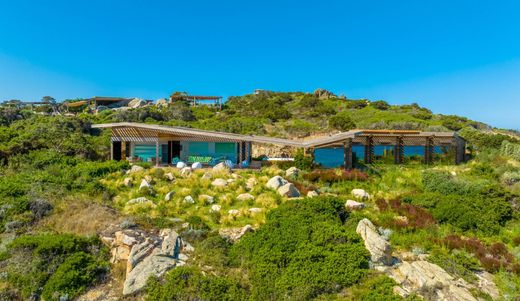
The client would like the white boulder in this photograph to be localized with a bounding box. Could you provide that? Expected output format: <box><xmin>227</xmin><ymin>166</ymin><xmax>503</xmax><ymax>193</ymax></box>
<box><xmin>183</xmin><ymin>196</ymin><xmax>195</xmax><ymax>204</ymax></box>
<box><xmin>139</xmin><ymin>179</ymin><xmax>152</xmax><ymax>191</ymax></box>
<box><xmin>180</xmin><ymin>167</ymin><xmax>192</xmax><ymax>177</ymax></box>
<box><xmin>211</xmin><ymin>178</ymin><xmax>228</xmax><ymax>187</ymax></box>
<box><xmin>352</xmin><ymin>188</ymin><xmax>370</xmax><ymax>199</ymax></box>
<box><xmin>266</xmin><ymin>175</ymin><xmax>288</xmax><ymax>190</ymax></box>
<box><xmin>123</xmin><ymin>177</ymin><xmax>133</xmax><ymax>187</ymax></box>
<box><xmin>127</xmin><ymin>165</ymin><xmax>144</xmax><ymax>174</ymax></box>
<box><xmin>191</xmin><ymin>162</ymin><xmax>203</xmax><ymax>169</ymax></box>
<box><xmin>164</xmin><ymin>172</ymin><xmax>175</xmax><ymax>181</ymax></box>
<box><xmin>213</xmin><ymin>162</ymin><xmax>230</xmax><ymax>171</ymax></box>
<box><xmin>164</xmin><ymin>191</ymin><xmax>175</xmax><ymax>201</ymax></box>
<box><xmin>123</xmin><ymin>254</ymin><xmax>177</xmax><ymax>295</ymax></box>
<box><xmin>307</xmin><ymin>190</ymin><xmax>319</xmax><ymax>198</ymax></box>
<box><xmin>285</xmin><ymin>166</ymin><xmax>300</xmax><ymax>177</ymax></box>
<box><xmin>277</xmin><ymin>183</ymin><xmax>300</xmax><ymax>197</ymax></box>
<box><xmin>176</xmin><ymin>161</ymin><xmax>186</xmax><ymax>169</ymax></box>
<box><xmin>236</xmin><ymin>193</ymin><xmax>255</xmax><ymax>201</ymax></box>
<box><xmin>210</xmin><ymin>204</ymin><xmax>221</xmax><ymax>212</ymax></box>
<box><xmin>228</xmin><ymin>209</ymin><xmax>240</xmax><ymax>216</ymax></box>
<box><xmin>345</xmin><ymin>199</ymin><xmax>365</xmax><ymax>210</ymax></box>
<box><xmin>199</xmin><ymin>194</ymin><xmax>215</xmax><ymax>204</ymax></box>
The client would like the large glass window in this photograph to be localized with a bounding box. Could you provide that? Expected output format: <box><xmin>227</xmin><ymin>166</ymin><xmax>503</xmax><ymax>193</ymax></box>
<box><xmin>189</xmin><ymin>142</ymin><xmax>209</xmax><ymax>155</ymax></box>
<box><xmin>134</xmin><ymin>144</ymin><xmax>157</xmax><ymax>162</ymax></box>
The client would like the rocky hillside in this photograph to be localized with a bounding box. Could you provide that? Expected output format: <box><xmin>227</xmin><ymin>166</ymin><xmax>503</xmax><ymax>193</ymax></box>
<box><xmin>0</xmin><ymin>92</ymin><xmax>519</xmax><ymax>300</ymax></box>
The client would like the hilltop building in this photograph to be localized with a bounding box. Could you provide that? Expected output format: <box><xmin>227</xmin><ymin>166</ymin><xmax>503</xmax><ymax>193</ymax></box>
<box><xmin>93</xmin><ymin>122</ymin><xmax>466</xmax><ymax>168</ymax></box>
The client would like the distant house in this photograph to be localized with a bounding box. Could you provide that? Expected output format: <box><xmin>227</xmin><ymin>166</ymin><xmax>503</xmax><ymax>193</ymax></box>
<box><xmin>169</xmin><ymin>92</ymin><xmax>222</xmax><ymax>109</ymax></box>
<box><xmin>93</xmin><ymin>123</ymin><xmax>466</xmax><ymax>168</ymax></box>
<box><xmin>86</xmin><ymin>97</ymin><xmax>133</xmax><ymax>109</ymax></box>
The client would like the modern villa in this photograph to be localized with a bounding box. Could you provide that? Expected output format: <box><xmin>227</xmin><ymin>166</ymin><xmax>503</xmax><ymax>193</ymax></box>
<box><xmin>92</xmin><ymin>122</ymin><xmax>466</xmax><ymax>168</ymax></box>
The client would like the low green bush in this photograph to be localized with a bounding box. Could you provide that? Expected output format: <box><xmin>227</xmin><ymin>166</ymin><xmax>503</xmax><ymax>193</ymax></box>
<box><xmin>42</xmin><ymin>252</ymin><xmax>108</xmax><ymax>301</ymax></box>
<box><xmin>3</xmin><ymin>233</ymin><xmax>108</xmax><ymax>300</ymax></box>
<box><xmin>329</xmin><ymin>112</ymin><xmax>356</xmax><ymax>131</ymax></box>
<box><xmin>146</xmin><ymin>266</ymin><xmax>247</xmax><ymax>301</ymax></box>
<box><xmin>229</xmin><ymin>197</ymin><xmax>369</xmax><ymax>300</ymax></box>
<box><xmin>428</xmin><ymin>250</ymin><xmax>481</xmax><ymax>282</ymax></box>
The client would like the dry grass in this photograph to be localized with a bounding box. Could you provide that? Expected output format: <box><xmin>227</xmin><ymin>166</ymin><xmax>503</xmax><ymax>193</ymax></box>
<box><xmin>38</xmin><ymin>196</ymin><xmax>122</xmax><ymax>236</ymax></box>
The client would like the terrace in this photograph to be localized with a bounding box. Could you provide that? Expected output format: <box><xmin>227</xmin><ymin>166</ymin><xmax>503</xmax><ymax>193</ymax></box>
<box><xmin>92</xmin><ymin>123</ymin><xmax>466</xmax><ymax>168</ymax></box>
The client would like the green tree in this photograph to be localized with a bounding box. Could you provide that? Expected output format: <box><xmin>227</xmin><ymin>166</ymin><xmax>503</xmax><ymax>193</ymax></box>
<box><xmin>329</xmin><ymin>112</ymin><xmax>356</xmax><ymax>131</ymax></box>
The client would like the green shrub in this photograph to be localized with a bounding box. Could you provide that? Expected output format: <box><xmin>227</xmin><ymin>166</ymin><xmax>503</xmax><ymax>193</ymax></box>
<box><xmin>293</xmin><ymin>149</ymin><xmax>314</xmax><ymax>170</ymax></box>
<box><xmin>146</xmin><ymin>266</ymin><xmax>247</xmax><ymax>301</ymax></box>
<box><xmin>501</xmin><ymin>141</ymin><xmax>520</xmax><ymax>161</ymax></box>
<box><xmin>329</xmin><ymin>112</ymin><xmax>356</xmax><ymax>131</ymax></box>
<box><xmin>370</xmin><ymin>100</ymin><xmax>390</xmax><ymax>110</ymax></box>
<box><xmin>41</xmin><ymin>252</ymin><xmax>108</xmax><ymax>301</ymax></box>
<box><xmin>230</xmin><ymin>197</ymin><xmax>369</xmax><ymax>300</ymax></box>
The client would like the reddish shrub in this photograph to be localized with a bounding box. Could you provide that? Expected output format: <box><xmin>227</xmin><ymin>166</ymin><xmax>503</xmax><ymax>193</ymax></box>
<box><xmin>375</xmin><ymin>199</ymin><xmax>389</xmax><ymax>211</ymax></box>
<box><xmin>289</xmin><ymin>180</ymin><xmax>317</xmax><ymax>195</ymax></box>
<box><xmin>442</xmin><ymin>234</ymin><xmax>518</xmax><ymax>273</ymax></box>
<box><xmin>510</xmin><ymin>263</ymin><xmax>520</xmax><ymax>274</ymax></box>
<box><xmin>513</xmin><ymin>236</ymin><xmax>520</xmax><ymax>246</ymax></box>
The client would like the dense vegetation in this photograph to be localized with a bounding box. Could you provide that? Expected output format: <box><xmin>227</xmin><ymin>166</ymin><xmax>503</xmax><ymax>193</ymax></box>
<box><xmin>0</xmin><ymin>91</ymin><xmax>519</xmax><ymax>299</ymax></box>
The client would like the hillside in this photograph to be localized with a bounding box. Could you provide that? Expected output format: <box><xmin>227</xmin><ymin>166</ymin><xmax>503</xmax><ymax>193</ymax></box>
<box><xmin>0</xmin><ymin>91</ymin><xmax>520</xmax><ymax>300</ymax></box>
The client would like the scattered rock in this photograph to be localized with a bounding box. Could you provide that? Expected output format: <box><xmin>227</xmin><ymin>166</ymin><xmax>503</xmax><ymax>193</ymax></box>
<box><xmin>277</xmin><ymin>183</ymin><xmax>300</xmax><ymax>197</ymax></box>
<box><xmin>4</xmin><ymin>220</ymin><xmax>24</xmax><ymax>232</ymax></box>
<box><xmin>164</xmin><ymin>191</ymin><xmax>175</xmax><ymax>201</ymax></box>
<box><xmin>191</xmin><ymin>162</ymin><xmax>203</xmax><ymax>169</ymax></box>
<box><xmin>245</xmin><ymin>177</ymin><xmax>257</xmax><ymax>191</ymax></box>
<box><xmin>123</xmin><ymin>255</ymin><xmax>177</xmax><ymax>295</ymax></box>
<box><xmin>139</xmin><ymin>179</ymin><xmax>152</xmax><ymax>191</ymax></box>
<box><xmin>307</xmin><ymin>190</ymin><xmax>319</xmax><ymax>198</ymax></box>
<box><xmin>144</xmin><ymin>175</ymin><xmax>153</xmax><ymax>183</ymax></box>
<box><xmin>231</xmin><ymin>173</ymin><xmax>240</xmax><ymax>179</ymax></box>
<box><xmin>201</xmin><ymin>172</ymin><xmax>212</xmax><ymax>180</ymax></box>
<box><xmin>285</xmin><ymin>166</ymin><xmax>300</xmax><ymax>178</ymax></box>
<box><xmin>248</xmin><ymin>207</ymin><xmax>262</xmax><ymax>213</ymax></box>
<box><xmin>180</xmin><ymin>167</ymin><xmax>192</xmax><ymax>177</ymax></box>
<box><xmin>352</xmin><ymin>188</ymin><xmax>370</xmax><ymax>199</ymax></box>
<box><xmin>199</xmin><ymin>194</ymin><xmax>214</xmax><ymax>204</ymax></box>
<box><xmin>210</xmin><ymin>204</ymin><xmax>221</xmax><ymax>212</ymax></box>
<box><xmin>127</xmin><ymin>197</ymin><xmax>154</xmax><ymax>206</ymax></box>
<box><xmin>183</xmin><ymin>196</ymin><xmax>195</xmax><ymax>204</ymax></box>
<box><xmin>123</xmin><ymin>177</ymin><xmax>133</xmax><ymax>187</ymax></box>
<box><xmin>228</xmin><ymin>209</ymin><xmax>240</xmax><ymax>216</ymax></box>
<box><xmin>227</xmin><ymin>179</ymin><xmax>235</xmax><ymax>183</ymax></box>
<box><xmin>345</xmin><ymin>199</ymin><xmax>365</xmax><ymax>210</ymax></box>
<box><xmin>236</xmin><ymin>193</ymin><xmax>254</xmax><ymax>201</ymax></box>
<box><xmin>266</xmin><ymin>175</ymin><xmax>288</xmax><ymax>190</ymax></box>
<box><xmin>176</xmin><ymin>161</ymin><xmax>186</xmax><ymax>168</ymax></box>
<box><xmin>211</xmin><ymin>178</ymin><xmax>228</xmax><ymax>187</ymax></box>
<box><xmin>127</xmin><ymin>165</ymin><xmax>144</xmax><ymax>174</ymax></box>
<box><xmin>213</xmin><ymin>162</ymin><xmax>230</xmax><ymax>171</ymax></box>
<box><xmin>219</xmin><ymin>225</ymin><xmax>253</xmax><ymax>242</ymax></box>
<box><xmin>356</xmin><ymin>218</ymin><xmax>392</xmax><ymax>265</ymax></box>
<box><xmin>164</xmin><ymin>172</ymin><xmax>175</xmax><ymax>181</ymax></box>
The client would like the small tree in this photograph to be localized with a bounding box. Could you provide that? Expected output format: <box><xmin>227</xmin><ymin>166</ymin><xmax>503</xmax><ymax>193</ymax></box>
<box><xmin>41</xmin><ymin>96</ymin><xmax>56</xmax><ymax>104</ymax></box>
<box><xmin>329</xmin><ymin>112</ymin><xmax>356</xmax><ymax>131</ymax></box>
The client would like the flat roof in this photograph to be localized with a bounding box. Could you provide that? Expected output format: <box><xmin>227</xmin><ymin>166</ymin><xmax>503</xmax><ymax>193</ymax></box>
<box><xmin>92</xmin><ymin>122</ymin><xmax>462</xmax><ymax>147</ymax></box>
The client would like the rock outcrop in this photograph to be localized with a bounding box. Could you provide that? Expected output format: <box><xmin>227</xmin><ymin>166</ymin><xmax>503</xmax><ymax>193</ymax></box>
<box><xmin>219</xmin><ymin>225</ymin><xmax>253</xmax><ymax>242</ymax></box>
<box><xmin>356</xmin><ymin>218</ymin><xmax>392</xmax><ymax>265</ymax></box>
<box><xmin>236</xmin><ymin>193</ymin><xmax>254</xmax><ymax>201</ymax></box>
<box><xmin>100</xmin><ymin>226</ymin><xmax>193</xmax><ymax>296</ymax></box>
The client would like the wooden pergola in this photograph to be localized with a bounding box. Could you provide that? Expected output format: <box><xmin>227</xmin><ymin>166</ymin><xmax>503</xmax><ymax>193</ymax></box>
<box><xmin>92</xmin><ymin>123</ymin><xmax>466</xmax><ymax>168</ymax></box>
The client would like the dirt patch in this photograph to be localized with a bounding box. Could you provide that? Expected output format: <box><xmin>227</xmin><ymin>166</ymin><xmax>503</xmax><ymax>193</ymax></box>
<box><xmin>38</xmin><ymin>196</ymin><xmax>122</xmax><ymax>236</ymax></box>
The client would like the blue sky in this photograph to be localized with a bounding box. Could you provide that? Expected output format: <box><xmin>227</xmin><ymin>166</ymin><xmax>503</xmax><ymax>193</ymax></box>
<box><xmin>0</xmin><ymin>1</ymin><xmax>519</xmax><ymax>129</ymax></box>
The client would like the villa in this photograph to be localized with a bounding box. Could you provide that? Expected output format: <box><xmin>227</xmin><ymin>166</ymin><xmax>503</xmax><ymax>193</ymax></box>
<box><xmin>92</xmin><ymin>122</ymin><xmax>466</xmax><ymax>168</ymax></box>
